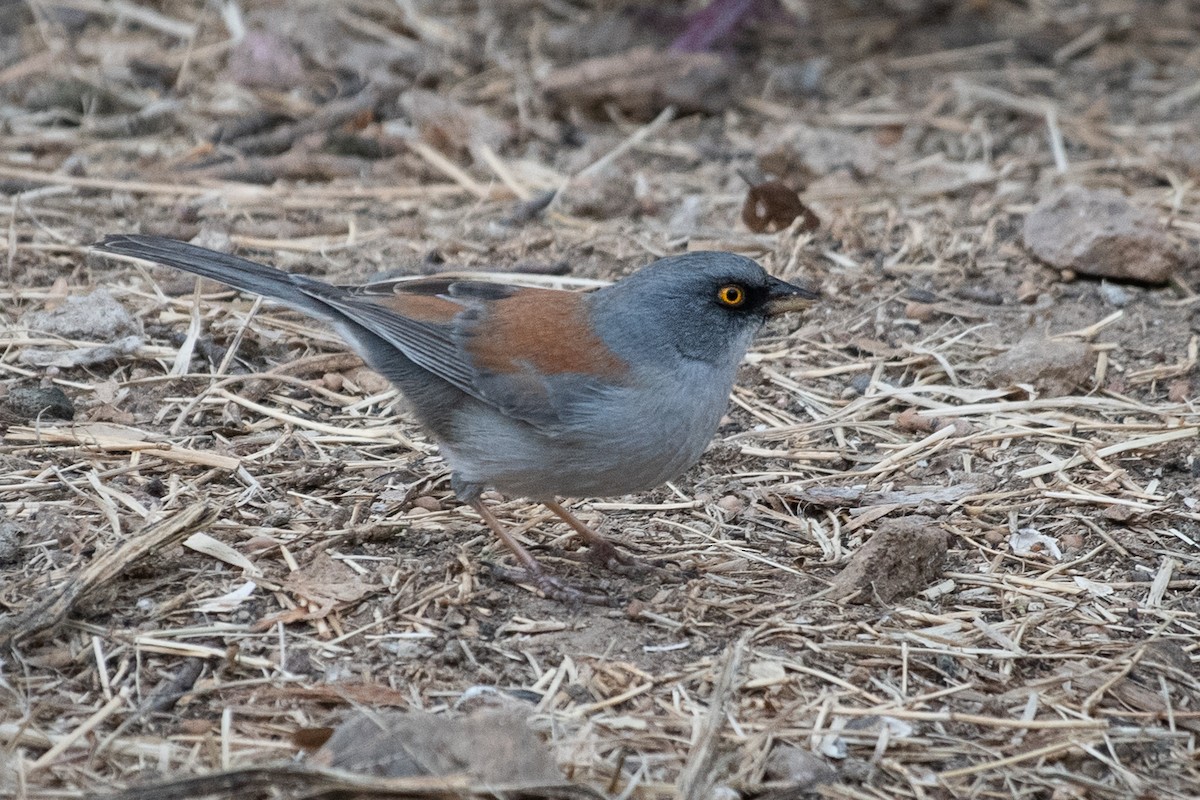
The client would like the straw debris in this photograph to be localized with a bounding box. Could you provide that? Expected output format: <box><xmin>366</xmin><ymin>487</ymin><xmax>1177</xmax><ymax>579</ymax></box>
<box><xmin>2</xmin><ymin>2</ymin><xmax>1199</xmax><ymax>799</ymax></box>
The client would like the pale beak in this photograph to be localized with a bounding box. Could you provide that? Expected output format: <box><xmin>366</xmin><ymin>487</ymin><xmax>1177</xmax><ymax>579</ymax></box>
<box><xmin>764</xmin><ymin>275</ymin><xmax>821</xmax><ymax>315</ymax></box>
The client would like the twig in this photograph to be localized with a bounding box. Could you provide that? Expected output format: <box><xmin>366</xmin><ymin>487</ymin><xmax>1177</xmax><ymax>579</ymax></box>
<box><xmin>677</xmin><ymin>631</ymin><xmax>751</xmax><ymax>800</ymax></box>
<box><xmin>0</xmin><ymin>504</ymin><xmax>219</xmax><ymax>646</ymax></box>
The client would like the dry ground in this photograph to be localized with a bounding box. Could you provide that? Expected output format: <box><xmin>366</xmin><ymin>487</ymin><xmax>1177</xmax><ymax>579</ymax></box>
<box><xmin>2</xmin><ymin>1</ymin><xmax>1200</xmax><ymax>798</ymax></box>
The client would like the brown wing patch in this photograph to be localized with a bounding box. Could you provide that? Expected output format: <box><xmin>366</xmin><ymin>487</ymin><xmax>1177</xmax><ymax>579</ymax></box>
<box><xmin>467</xmin><ymin>289</ymin><xmax>628</xmax><ymax>378</ymax></box>
<box><xmin>369</xmin><ymin>292</ymin><xmax>464</xmax><ymax>324</ymax></box>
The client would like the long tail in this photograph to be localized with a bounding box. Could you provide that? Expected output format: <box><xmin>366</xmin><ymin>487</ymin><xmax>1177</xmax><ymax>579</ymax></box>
<box><xmin>94</xmin><ymin>234</ymin><xmax>338</xmax><ymax>317</ymax></box>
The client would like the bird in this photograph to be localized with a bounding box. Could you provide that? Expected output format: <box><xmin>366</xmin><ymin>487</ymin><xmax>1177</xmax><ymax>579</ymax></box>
<box><xmin>94</xmin><ymin>235</ymin><xmax>818</xmax><ymax>603</ymax></box>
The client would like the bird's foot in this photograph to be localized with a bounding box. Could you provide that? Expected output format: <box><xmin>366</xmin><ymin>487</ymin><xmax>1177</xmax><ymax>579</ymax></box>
<box><xmin>486</xmin><ymin>563</ymin><xmax>617</xmax><ymax>606</ymax></box>
<box><xmin>582</xmin><ymin>539</ymin><xmax>652</xmax><ymax>575</ymax></box>
<box><xmin>539</xmin><ymin>500</ymin><xmax>690</xmax><ymax>582</ymax></box>
<box><xmin>570</xmin><ymin>540</ymin><xmax>691</xmax><ymax>583</ymax></box>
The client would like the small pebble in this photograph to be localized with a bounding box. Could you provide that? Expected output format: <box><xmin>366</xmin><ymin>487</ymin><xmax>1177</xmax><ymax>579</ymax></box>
<box><xmin>716</xmin><ymin>495</ymin><xmax>745</xmax><ymax>517</ymax></box>
<box><xmin>177</xmin><ymin>718</ymin><xmax>211</xmax><ymax>736</ymax></box>
<box><xmin>1103</xmin><ymin>504</ymin><xmax>1136</xmax><ymax>523</ymax></box>
<box><xmin>847</xmin><ymin>374</ymin><xmax>872</xmax><ymax>395</ymax></box>
<box><xmin>1016</xmin><ymin>280</ymin><xmax>1041</xmax><ymax>304</ymax></box>
<box><xmin>955</xmin><ymin>285</ymin><xmax>1004</xmax><ymax>305</ymax></box>
<box><xmin>0</xmin><ymin>522</ymin><xmax>23</xmax><ymax>565</ymax></box>
<box><xmin>4</xmin><ymin>386</ymin><xmax>75</xmax><ymax>420</ymax></box>
<box><xmin>766</xmin><ymin>57</ymin><xmax>829</xmax><ymax>97</ymax></box>
<box><xmin>1099</xmin><ymin>280</ymin><xmax>1131</xmax><ymax>307</ymax></box>
<box><xmin>413</xmin><ymin>495</ymin><xmax>442</xmax><ymax>512</ymax></box>
<box><xmin>1061</xmin><ymin>532</ymin><xmax>1085</xmax><ymax>550</ymax></box>
<box><xmin>905</xmin><ymin>301</ymin><xmax>935</xmax><ymax>321</ymax></box>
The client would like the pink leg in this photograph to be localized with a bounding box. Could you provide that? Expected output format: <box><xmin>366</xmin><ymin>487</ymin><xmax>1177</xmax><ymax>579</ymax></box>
<box><xmin>542</xmin><ymin>499</ymin><xmax>648</xmax><ymax>572</ymax></box>
<box><xmin>470</xmin><ymin>500</ymin><xmax>611</xmax><ymax>605</ymax></box>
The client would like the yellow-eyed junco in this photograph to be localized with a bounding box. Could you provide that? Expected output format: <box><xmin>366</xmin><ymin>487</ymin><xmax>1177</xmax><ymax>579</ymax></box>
<box><xmin>95</xmin><ymin>235</ymin><xmax>817</xmax><ymax>603</ymax></box>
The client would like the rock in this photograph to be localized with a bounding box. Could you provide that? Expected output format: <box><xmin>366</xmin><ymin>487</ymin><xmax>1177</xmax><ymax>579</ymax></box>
<box><xmin>3</xmin><ymin>386</ymin><xmax>75</xmax><ymax>420</ymax></box>
<box><xmin>1016</xmin><ymin>279</ymin><xmax>1041</xmax><ymax>304</ymax></box>
<box><xmin>225</xmin><ymin>30</ymin><xmax>306</xmax><ymax>91</ymax></box>
<box><xmin>21</xmin><ymin>288</ymin><xmax>137</xmax><ymax>340</ymax></box>
<box><xmin>987</xmin><ymin>338</ymin><xmax>1094</xmax><ymax>397</ymax></box>
<box><xmin>412</xmin><ymin>495</ymin><xmax>442</xmax><ymax>512</ymax></box>
<box><xmin>828</xmin><ymin>515</ymin><xmax>948</xmax><ymax>604</ymax></box>
<box><xmin>1099</xmin><ymin>281</ymin><xmax>1132</xmax><ymax>308</ymax></box>
<box><xmin>716</xmin><ymin>495</ymin><xmax>745</xmax><ymax>517</ymax></box>
<box><xmin>765</xmin><ymin>58</ymin><xmax>830</xmax><ymax>99</ymax></box>
<box><xmin>1103</xmin><ymin>504</ymin><xmax>1137</xmax><ymax>524</ymax></box>
<box><xmin>764</xmin><ymin>744</ymin><xmax>838</xmax><ymax>790</ymax></box>
<box><xmin>1023</xmin><ymin>185</ymin><xmax>1182</xmax><ymax>284</ymax></box>
<box><xmin>0</xmin><ymin>522</ymin><xmax>23</xmax><ymax>566</ymax></box>
<box><xmin>312</xmin><ymin>709</ymin><xmax>562</xmax><ymax>784</ymax></box>
<box><xmin>554</xmin><ymin>168</ymin><xmax>636</xmax><ymax>219</ymax></box>
<box><xmin>20</xmin><ymin>336</ymin><xmax>143</xmax><ymax>369</ymax></box>
<box><xmin>904</xmin><ymin>301</ymin><xmax>935</xmax><ymax>321</ymax></box>
<box><xmin>345</xmin><ymin>366</ymin><xmax>391</xmax><ymax>396</ymax></box>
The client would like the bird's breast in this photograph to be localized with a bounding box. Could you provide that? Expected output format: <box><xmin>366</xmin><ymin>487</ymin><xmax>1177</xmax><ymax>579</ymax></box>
<box><xmin>443</xmin><ymin>360</ymin><xmax>738</xmax><ymax>500</ymax></box>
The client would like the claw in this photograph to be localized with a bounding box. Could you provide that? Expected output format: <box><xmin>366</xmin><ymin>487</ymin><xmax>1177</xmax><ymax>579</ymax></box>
<box><xmin>582</xmin><ymin>539</ymin><xmax>651</xmax><ymax>574</ymax></box>
<box><xmin>486</xmin><ymin>563</ymin><xmax>617</xmax><ymax>606</ymax></box>
<box><xmin>470</xmin><ymin>498</ymin><xmax>689</xmax><ymax>604</ymax></box>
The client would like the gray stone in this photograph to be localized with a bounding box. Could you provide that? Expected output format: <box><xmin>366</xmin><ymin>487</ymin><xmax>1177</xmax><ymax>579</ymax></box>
<box><xmin>987</xmin><ymin>338</ymin><xmax>1094</xmax><ymax>397</ymax></box>
<box><xmin>1023</xmin><ymin>185</ymin><xmax>1182</xmax><ymax>284</ymax></box>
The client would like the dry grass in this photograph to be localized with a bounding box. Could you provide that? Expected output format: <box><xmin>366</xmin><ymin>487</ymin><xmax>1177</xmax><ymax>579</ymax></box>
<box><xmin>2</xmin><ymin>1</ymin><xmax>1199</xmax><ymax>799</ymax></box>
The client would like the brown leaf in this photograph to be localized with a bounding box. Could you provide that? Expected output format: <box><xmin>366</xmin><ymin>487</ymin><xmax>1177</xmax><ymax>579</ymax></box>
<box><xmin>281</xmin><ymin>552</ymin><xmax>376</xmax><ymax>612</ymax></box>
<box><xmin>741</xmin><ymin>179</ymin><xmax>818</xmax><ymax>233</ymax></box>
<box><xmin>292</xmin><ymin>726</ymin><xmax>335</xmax><ymax>751</ymax></box>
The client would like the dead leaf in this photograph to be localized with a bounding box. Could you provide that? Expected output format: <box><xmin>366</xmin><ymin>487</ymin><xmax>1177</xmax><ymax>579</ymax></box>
<box><xmin>282</xmin><ymin>551</ymin><xmax>376</xmax><ymax>615</ymax></box>
<box><xmin>741</xmin><ymin>179</ymin><xmax>819</xmax><ymax>233</ymax></box>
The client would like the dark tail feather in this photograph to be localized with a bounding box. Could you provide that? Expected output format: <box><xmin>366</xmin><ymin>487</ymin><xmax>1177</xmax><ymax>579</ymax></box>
<box><xmin>94</xmin><ymin>234</ymin><xmax>333</xmax><ymax>315</ymax></box>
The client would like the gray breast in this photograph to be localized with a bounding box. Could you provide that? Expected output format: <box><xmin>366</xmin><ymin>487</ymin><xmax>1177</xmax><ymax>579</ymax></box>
<box><xmin>441</xmin><ymin>357</ymin><xmax>738</xmax><ymax>500</ymax></box>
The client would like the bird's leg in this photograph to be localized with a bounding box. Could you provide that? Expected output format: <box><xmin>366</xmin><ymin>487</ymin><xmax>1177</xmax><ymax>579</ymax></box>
<box><xmin>541</xmin><ymin>498</ymin><xmax>657</xmax><ymax>574</ymax></box>
<box><xmin>469</xmin><ymin>499</ymin><xmax>612</xmax><ymax>605</ymax></box>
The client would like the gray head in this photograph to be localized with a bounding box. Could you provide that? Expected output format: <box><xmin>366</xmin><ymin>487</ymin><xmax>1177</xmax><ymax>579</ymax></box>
<box><xmin>589</xmin><ymin>251</ymin><xmax>818</xmax><ymax>366</ymax></box>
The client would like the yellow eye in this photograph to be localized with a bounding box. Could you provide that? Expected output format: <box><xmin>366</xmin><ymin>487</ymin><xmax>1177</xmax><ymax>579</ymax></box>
<box><xmin>717</xmin><ymin>284</ymin><xmax>746</xmax><ymax>307</ymax></box>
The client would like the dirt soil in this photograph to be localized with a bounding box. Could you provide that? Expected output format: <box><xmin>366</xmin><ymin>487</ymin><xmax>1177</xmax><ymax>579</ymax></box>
<box><xmin>2</xmin><ymin>1</ymin><xmax>1200</xmax><ymax>799</ymax></box>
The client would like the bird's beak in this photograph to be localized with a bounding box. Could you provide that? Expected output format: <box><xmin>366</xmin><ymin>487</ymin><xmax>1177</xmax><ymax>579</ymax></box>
<box><xmin>764</xmin><ymin>275</ymin><xmax>821</xmax><ymax>316</ymax></box>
